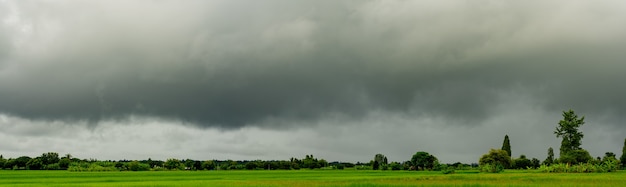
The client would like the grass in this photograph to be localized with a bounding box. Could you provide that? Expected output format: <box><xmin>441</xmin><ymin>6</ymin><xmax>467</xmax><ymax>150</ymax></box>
<box><xmin>0</xmin><ymin>169</ymin><xmax>625</xmax><ymax>186</ymax></box>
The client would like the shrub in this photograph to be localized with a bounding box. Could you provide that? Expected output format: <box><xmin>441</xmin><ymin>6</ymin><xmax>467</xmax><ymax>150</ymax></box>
<box><xmin>389</xmin><ymin>162</ymin><xmax>402</xmax><ymax>170</ymax></box>
<box><xmin>480</xmin><ymin>163</ymin><xmax>504</xmax><ymax>173</ymax></box>
<box><xmin>45</xmin><ymin>163</ymin><xmax>61</xmax><ymax>170</ymax></box>
<box><xmin>538</xmin><ymin>160</ymin><xmax>619</xmax><ymax>173</ymax></box>
<box><xmin>479</xmin><ymin>149</ymin><xmax>511</xmax><ymax>172</ymax></box>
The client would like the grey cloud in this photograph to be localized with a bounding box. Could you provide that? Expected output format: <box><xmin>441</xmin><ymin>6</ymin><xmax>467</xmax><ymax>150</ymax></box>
<box><xmin>1</xmin><ymin>0</ymin><xmax>626</xmax><ymax>131</ymax></box>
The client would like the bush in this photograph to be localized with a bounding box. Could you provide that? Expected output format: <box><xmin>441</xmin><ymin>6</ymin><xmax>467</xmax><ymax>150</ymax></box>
<box><xmin>479</xmin><ymin>149</ymin><xmax>511</xmax><ymax>172</ymax></box>
<box><xmin>127</xmin><ymin>161</ymin><xmax>151</xmax><ymax>171</ymax></box>
<box><xmin>389</xmin><ymin>162</ymin><xmax>402</xmax><ymax>170</ymax></box>
<box><xmin>559</xmin><ymin>149</ymin><xmax>593</xmax><ymax>165</ymax></box>
<box><xmin>538</xmin><ymin>159</ymin><xmax>620</xmax><ymax>173</ymax></box>
<box><xmin>45</xmin><ymin>163</ymin><xmax>61</xmax><ymax>170</ymax></box>
<box><xmin>480</xmin><ymin>163</ymin><xmax>504</xmax><ymax>173</ymax></box>
<box><xmin>336</xmin><ymin>164</ymin><xmax>344</xmax><ymax>170</ymax></box>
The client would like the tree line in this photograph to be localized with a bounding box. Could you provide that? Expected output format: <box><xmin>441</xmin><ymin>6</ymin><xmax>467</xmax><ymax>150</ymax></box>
<box><xmin>479</xmin><ymin>110</ymin><xmax>625</xmax><ymax>173</ymax></box>
<box><xmin>1</xmin><ymin>110</ymin><xmax>625</xmax><ymax>172</ymax></box>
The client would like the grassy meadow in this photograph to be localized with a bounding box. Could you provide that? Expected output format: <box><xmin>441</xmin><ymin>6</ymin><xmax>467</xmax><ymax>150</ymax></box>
<box><xmin>1</xmin><ymin>169</ymin><xmax>625</xmax><ymax>187</ymax></box>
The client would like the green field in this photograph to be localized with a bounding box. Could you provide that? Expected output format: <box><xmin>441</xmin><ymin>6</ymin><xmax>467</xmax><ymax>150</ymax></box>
<box><xmin>1</xmin><ymin>170</ymin><xmax>625</xmax><ymax>187</ymax></box>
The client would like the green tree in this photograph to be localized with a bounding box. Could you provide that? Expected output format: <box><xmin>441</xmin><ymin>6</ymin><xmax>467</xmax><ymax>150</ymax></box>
<box><xmin>543</xmin><ymin>147</ymin><xmax>555</xmax><ymax>166</ymax></box>
<box><xmin>184</xmin><ymin>159</ymin><xmax>195</xmax><ymax>170</ymax></box>
<box><xmin>58</xmin><ymin>158</ymin><xmax>71</xmax><ymax>169</ymax></box>
<box><xmin>15</xmin><ymin>156</ymin><xmax>31</xmax><ymax>169</ymax></box>
<box><xmin>559</xmin><ymin>149</ymin><xmax>592</xmax><ymax>164</ymax></box>
<box><xmin>26</xmin><ymin>158</ymin><xmax>44</xmax><ymax>170</ymax></box>
<box><xmin>411</xmin><ymin>151</ymin><xmax>438</xmax><ymax>170</ymax></box>
<box><xmin>164</xmin><ymin>158</ymin><xmax>182</xmax><ymax>170</ymax></box>
<box><xmin>555</xmin><ymin>110</ymin><xmax>585</xmax><ymax>156</ymax></box>
<box><xmin>373</xmin><ymin>154</ymin><xmax>387</xmax><ymax>170</ymax></box>
<box><xmin>502</xmin><ymin>135</ymin><xmax>511</xmax><ymax>157</ymax></box>
<box><xmin>126</xmin><ymin>161</ymin><xmax>149</xmax><ymax>171</ymax></box>
<box><xmin>479</xmin><ymin>149</ymin><xmax>511</xmax><ymax>169</ymax></box>
<box><xmin>602</xmin><ymin>152</ymin><xmax>618</xmax><ymax>163</ymax></box>
<box><xmin>512</xmin><ymin>155</ymin><xmax>531</xmax><ymax>169</ymax></box>
<box><xmin>40</xmin><ymin>152</ymin><xmax>60</xmax><ymax>165</ymax></box>
<box><xmin>371</xmin><ymin>160</ymin><xmax>379</xmax><ymax>170</ymax></box>
<box><xmin>621</xmin><ymin>138</ymin><xmax>626</xmax><ymax>168</ymax></box>
<box><xmin>201</xmin><ymin>160</ymin><xmax>216</xmax><ymax>170</ymax></box>
<box><xmin>530</xmin><ymin>158</ymin><xmax>540</xmax><ymax>169</ymax></box>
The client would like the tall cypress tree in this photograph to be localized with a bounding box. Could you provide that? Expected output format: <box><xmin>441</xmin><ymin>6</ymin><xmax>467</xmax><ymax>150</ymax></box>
<box><xmin>543</xmin><ymin>147</ymin><xmax>554</xmax><ymax>166</ymax></box>
<box><xmin>620</xmin><ymin>139</ymin><xmax>626</xmax><ymax>167</ymax></box>
<box><xmin>502</xmin><ymin>135</ymin><xmax>511</xmax><ymax>157</ymax></box>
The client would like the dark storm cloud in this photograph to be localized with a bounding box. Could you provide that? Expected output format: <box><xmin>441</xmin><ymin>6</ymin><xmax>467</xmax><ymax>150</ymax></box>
<box><xmin>1</xmin><ymin>0</ymin><xmax>626</xmax><ymax>129</ymax></box>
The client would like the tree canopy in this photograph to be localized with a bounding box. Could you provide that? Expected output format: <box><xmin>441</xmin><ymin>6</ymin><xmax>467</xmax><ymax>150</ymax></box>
<box><xmin>501</xmin><ymin>135</ymin><xmax>511</xmax><ymax>157</ymax></box>
<box><xmin>479</xmin><ymin>149</ymin><xmax>511</xmax><ymax>169</ymax></box>
<box><xmin>410</xmin><ymin>151</ymin><xmax>438</xmax><ymax>171</ymax></box>
<box><xmin>555</xmin><ymin>109</ymin><xmax>585</xmax><ymax>156</ymax></box>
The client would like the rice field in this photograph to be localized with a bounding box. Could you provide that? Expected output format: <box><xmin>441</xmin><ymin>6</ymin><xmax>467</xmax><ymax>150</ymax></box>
<box><xmin>0</xmin><ymin>170</ymin><xmax>625</xmax><ymax>187</ymax></box>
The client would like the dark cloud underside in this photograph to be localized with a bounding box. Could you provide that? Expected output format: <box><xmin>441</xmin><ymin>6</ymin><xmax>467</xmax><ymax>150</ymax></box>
<box><xmin>1</xmin><ymin>1</ymin><xmax>626</xmax><ymax>129</ymax></box>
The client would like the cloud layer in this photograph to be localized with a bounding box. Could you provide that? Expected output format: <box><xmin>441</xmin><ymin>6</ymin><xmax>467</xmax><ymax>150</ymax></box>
<box><xmin>1</xmin><ymin>0</ymin><xmax>626</xmax><ymax>162</ymax></box>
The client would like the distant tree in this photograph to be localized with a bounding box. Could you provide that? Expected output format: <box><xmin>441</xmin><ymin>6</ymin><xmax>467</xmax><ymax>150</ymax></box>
<box><xmin>543</xmin><ymin>147</ymin><xmax>555</xmax><ymax>166</ymax></box>
<box><xmin>530</xmin><ymin>158</ymin><xmax>540</xmax><ymax>169</ymax></box>
<box><xmin>319</xmin><ymin>159</ymin><xmax>328</xmax><ymax>168</ymax></box>
<box><xmin>555</xmin><ymin>110</ymin><xmax>585</xmax><ymax>157</ymax></box>
<box><xmin>479</xmin><ymin>149</ymin><xmax>511</xmax><ymax>169</ymax></box>
<box><xmin>26</xmin><ymin>158</ymin><xmax>44</xmax><ymax>170</ymax></box>
<box><xmin>127</xmin><ymin>161</ymin><xmax>150</xmax><ymax>171</ymax></box>
<box><xmin>58</xmin><ymin>158</ymin><xmax>71</xmax><ymax>169</ymax></box>
<box><xmin>621</xmin><ymin>138</ymin><xmax>626</xmax><ymax>168</ymax></box>
<box><xmin>15</xmin><ymin>156</ymin><xmax>31</xmax><ymax>169</ymax></box>
<box><xmin>371</xmin><ymin>160</ymin><xmax>379</xmax><ymax>170</ymax></box>
<box><xmin>411</xmin><ymin>151</ymin><xmax>438</xmax><ymax>170</ymax></box>
<box><xmin>373</xmin><ymin>154</ymin><xmax>387</xmax><ymax>170</ymax></box>
<box><xmin>559</xmin><ymin>149</ymin><xmax>592</xmax><ymax>164</ymax></box>
<box><xmin>0</xmin><ymin>157</ymin><xmax>4</xmax><ymax>169</ymax></box>
<box><xmin>512</xmin><ymin>155</ymin><xmax>531</xmax><ymax>169</ymax></box>
<box><xmin>502</xmin><ymin>135</ymin><xmax>512</xmax><ymax>157</ymax></box>
<box><xmin>164</xmin><ymin>158</ymin><xmax>182</xmax><ymax>170</ymax></box>
<box><xmin>245</xmin><ymin>162</ymin><xmax>257</xmax><ymax>170</ymax></box>
<box><xmin>184</xmin><ymin>159</ymin><xmax>195</xmax><ymax>170</ymax></box>
<box><xmin>40</xmin><ymin>152</ymin><xmax>60</xmax><ymax>165</ymax></box>
<box><xmin>602</xmin><ymin>152</ymin><xmax>618</xmax><ymax>163</ymax></box>
<box><xmin>201</xmin><ymin>160</ymin><xmax>216</xmax><ymax>170</ymax></box>
<box><xmin>389</xmin><ymin>162</ymin><xmax>402</xmax><ymax>170</ymax></box>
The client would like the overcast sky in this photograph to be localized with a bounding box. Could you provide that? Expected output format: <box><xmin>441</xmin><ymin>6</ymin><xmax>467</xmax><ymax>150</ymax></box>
<box><xmin>1</xmin><ymin>0</ymin><xmax>625</xmax><ymax>163</ymax></box>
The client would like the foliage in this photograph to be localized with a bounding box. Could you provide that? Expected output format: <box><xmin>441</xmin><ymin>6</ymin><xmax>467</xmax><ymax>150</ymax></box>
<box><xmin>479</xmin><ymin>149</ymin><xmax>511</xmax><ymax>170</ymax></box>
<box><xmin>372</xmin><ymin>154</ymin><xmax>387</xmax><ymax>170</ymax></box>
<box><xmin>621</xmin><ymin>138</ymin><xmax>626</xmax><ymax>168</ymax></box>
<box><xmin>538</xmin><ymin>159</ymin><xmax>619</xmax><ymax>173</ymax></box>
<box><xmin>410</xmin><ymin>151</ymin><xmax>438</xmax><ymax>170</ymax></box>
<box><xmin>201</xmin><ymin>160</ymin><xmax>216</xmax><ymax>170</ymax></box>
<box><xmin>543</xmin><ymin>147</ymin><xmax>555</xmax><ymax>166</ymax></box>
<box><xmin>126</xmin><ymin>161</ymin><xmax>150</xmax><ymax>171</ymax></box>
<box><xmin>530</xmin><ymin>158</ymin><xmax>541</xmax><ymax>169</ymax></box>
<box><xmin>389</xmin><ymin>162</ymin><xmax>402</xmax><ymax>170</ymax></box>
<box><xmin>480</xmin><ymin>163</ymin><xmax>504</xmax><ymax>173</ymax></box>
<box><xmin>558</xmin><ymin>149</ymin><xmax>592</xmax><ymax>165</ymax></box>
<box><xmin>68</xmin><ymin>162</ymin><xmax>119</xmax><ymax>172</ymax></box>
<box><xmin>26</xmin><ymin>158</ymin><xmax>44</xmax><ymax>170</ymax></box>
<box><xmin>555</xmin><ymin>110</ymin><xmax>585</xmax><ymax>157</ymax></box>
<box><xmin>512</xmin><ymin>155</ymin><xmax>531</xmax><ymax>169</ymax></box>
<box><xmin>501</xmin><ymin>135</ymin><xmax>512</xmax><ymax>157</ymax></box>
<box><xmin>40</xmin><ymin>152</ymin><xmax>60</xmax><ymax>166</ymax></box>
<box><xmin>164</xmin><ymin>158</ymin><xmax>183</xmax><ymax>170</ymax></box>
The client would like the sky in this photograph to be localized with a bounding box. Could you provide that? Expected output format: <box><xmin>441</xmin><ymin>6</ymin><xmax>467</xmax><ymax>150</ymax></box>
<box><xmin>1</xmin><ymin>0</ymin><xmax>626</xmax><ymax>164</ymax></box>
